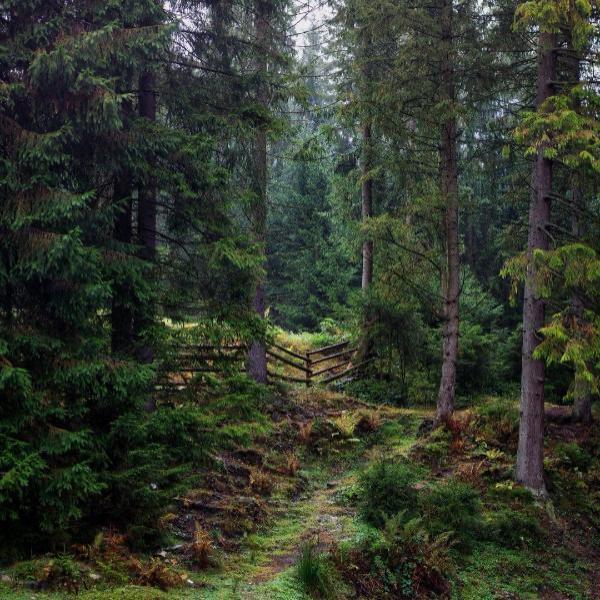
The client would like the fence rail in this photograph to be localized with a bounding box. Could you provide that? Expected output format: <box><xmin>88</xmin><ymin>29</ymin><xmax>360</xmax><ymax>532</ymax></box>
<box><xmin>159</xmin><ymin>340</ymin><xmax>369</xmax><ymax>392</ymax></box>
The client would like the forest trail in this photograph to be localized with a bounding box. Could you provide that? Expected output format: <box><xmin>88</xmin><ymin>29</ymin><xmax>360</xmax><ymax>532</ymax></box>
<box><xmin>193</xmin><ymin>390</ymin><xmax>428</xmax><ymax>599</ymax></box>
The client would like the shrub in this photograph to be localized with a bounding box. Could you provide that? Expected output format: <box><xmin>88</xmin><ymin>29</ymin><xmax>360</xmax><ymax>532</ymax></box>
<box><xmin>358</xmin><ymin>461</ymin><xmax>422</xmax><ymax>527</ymax></box>
<box><xmin>488</xmin><ymin>482</ymin><xmax>535</xmax><ymax>504</ymax></box>
<box><xmin>485</xmin><ymin>508</ymin><xmax>544</xmax><ymax>548</ymax></box>
<box><xmin>296</xmin><ymin>542</ymin><xmax>339</xmax><ymax>599</ymax></box>
<box><xmin>554</xmin><ymin>442</ymin><xmax>592</xmax><ymax>472</ymax></box>
<box><xmin>418</xmin><ymin>427</ymin><xmax>452</xmax><ymax>469</ymax></box>
<box><xmin>335</xmin><ymin>514</ymin><xmax>452</xmax><ymax>599</ymax></box>
<box><xmin>346</xmin><ymin>379</ymin><xmax>407</xmax><ymax>406</ymax></box>
<box><xmin>418</xmin><ymin>480</ymin><xmax>484</xmax><ymax>550</ymax></box>
<box><xmin>476</xmin><ymin>397</ymin><xmax>520</xmax><ymax>447</ymax></box>
<box><xmin>11</xmin><ymin>555</ymin><xmax>84</xmax><ymax>593</ymax></box>
<box><xmin>407</xmin><ymin>369</ymin><xmax>438</xmax><ymax>405</ymax></box>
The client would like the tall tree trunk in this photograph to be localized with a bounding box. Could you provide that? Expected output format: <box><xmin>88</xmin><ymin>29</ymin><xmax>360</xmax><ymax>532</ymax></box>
<box><xmin>361</xmin><ymin>122</ymin><xmax>374</xmax><ymax>290</ymax></box>
<box><xmin>247</xmin><ymin>0</ymin><xmax>270</xmax><ymax>384</ymax></box>
<box><xmin>436</xmin><ymin>0</ymin><xmax>460</xmax><ymax>423</ymax></box>
<box><xmin>516</xmin><ymin>32</ymin><xmax>557</xmax><ymax>495</ymax></box>
<box><xmin>111</xmin><ymin>173</ymin><xmax>133</xmax><ymax>354</ymax></box>
<box><xmin>135</xmin><ymin>69</ymin><xmax>157</xmax><ymax>367</ymax></box>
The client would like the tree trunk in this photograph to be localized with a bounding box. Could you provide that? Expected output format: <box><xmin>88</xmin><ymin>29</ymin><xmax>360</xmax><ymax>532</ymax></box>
<box><xmin>111</xmin><ymin>174</ymin><xmax>133</xmax><ymax>354</ymax></box>
<box><xmin>246</xmin><ymin>0</ymin><xmax>270</xmax><ymax>384</ymax></box>
<box><xmin>136</xmin><ymin>69</ymin><xmax>158</xmax><ymax>411</ymax></box>
<box><xmin>361</xmin><ymin>125</ymin><xmax>373</xmax><ymax>289</ymax></box>
<box><xmin>436</xmin><ymin>0</ymin><xmax>460</xmax><ymax>423</ymax></box>
<box><xmin>516</xmin><ymin>32</ymin><xmax>557</xmax><ymax>495</ymax></box>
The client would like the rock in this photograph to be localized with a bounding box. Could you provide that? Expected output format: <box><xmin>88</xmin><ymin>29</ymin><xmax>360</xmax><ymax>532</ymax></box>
<box><xmin>1</xmin><ymin>574</ymin><xmax>11</xmax><ymax>583</ymax></box>
<box><xmin>88</xmin><ymin>573</ymin><xmax>101</xmax><ymax>581</ymax></box>
<box><xmin>157</xmin><ymin>550</ymin><xmax>168</xmax><ymax>558</ymax></box>
<box><xmin>237</xmin><ymin>495</ymin><xmax>260</xmax><ymax>506</ymax></box>
<box><xmin>167</xmin><ymin>544</ymin><xmax>184</xmax><ymax>552</ymax></box>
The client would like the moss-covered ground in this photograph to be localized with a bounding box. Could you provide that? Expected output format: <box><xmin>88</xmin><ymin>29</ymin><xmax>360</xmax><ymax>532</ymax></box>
<box><xmin>1</xmin><ymin>389</ymin><xmax>598</xmax><ymax>599</ymax></box>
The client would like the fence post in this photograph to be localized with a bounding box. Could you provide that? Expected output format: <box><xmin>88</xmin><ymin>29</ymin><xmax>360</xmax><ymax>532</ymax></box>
<box><xmin>306</xmin><ymin>354</ymin><xmax>312</xmax><ymax>387</ymax></box>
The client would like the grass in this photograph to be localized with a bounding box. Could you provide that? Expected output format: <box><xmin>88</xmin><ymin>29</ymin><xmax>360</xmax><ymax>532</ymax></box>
<box><xmin>273</xmin><ymin>324</ymin><xmax>348</xmax><ymax>356</ymax></box>
<box><xmin>296</xmin><ymin>543</ymin><xmax>339</xmax><ymax>599</ymax></box>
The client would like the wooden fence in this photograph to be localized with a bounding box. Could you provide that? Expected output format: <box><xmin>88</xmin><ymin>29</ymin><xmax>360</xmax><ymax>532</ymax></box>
<box><xmin>158</xmin><ymin>340</ymin><xmax>372</xmax><ymax>392</ymax></box>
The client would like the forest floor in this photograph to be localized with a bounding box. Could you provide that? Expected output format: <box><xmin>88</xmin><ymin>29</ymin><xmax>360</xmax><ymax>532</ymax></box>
<box><xmin>1</xmin><ymin>385</ymin><xmax>598</xmax><ymax>599</ymax></box>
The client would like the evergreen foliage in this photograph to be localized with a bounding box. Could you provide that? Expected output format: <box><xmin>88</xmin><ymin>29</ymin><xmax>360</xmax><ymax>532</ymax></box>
<box><xmin>0</xmin><ymin>0</ymin><xmax>284</xmax><ymax>555</ymax></box>
<box><xmin>0</xmin><ymin>0</ymin><xmax>598</xmax><ymax>565</ymax></box>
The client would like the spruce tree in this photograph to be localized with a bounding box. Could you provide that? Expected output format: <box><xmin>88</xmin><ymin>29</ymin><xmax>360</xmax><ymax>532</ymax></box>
<box><xmin>511</xmin><ymin>0</ymin><xmax>600</xmax><ymax>492</ymax></box>
<box><xmin>0</xmin><ymin>0</ymin><xmax>164</xmax><ymax>550</ymax></box>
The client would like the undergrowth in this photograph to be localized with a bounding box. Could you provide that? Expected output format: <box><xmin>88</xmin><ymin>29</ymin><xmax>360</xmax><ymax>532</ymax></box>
<box><xmin>341</xmin><ymin>396</ymin><xmax>598</xmax><ymax>599</ymax></box>
<box><xmin>296</xmin><ymin>542</ymin><xmax>340</xmax><ymax>599</ymax></box>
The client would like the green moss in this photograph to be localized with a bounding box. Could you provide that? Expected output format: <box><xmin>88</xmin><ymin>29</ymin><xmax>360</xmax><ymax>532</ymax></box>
<box><xmin>455</xmin><ymin>543</ymin><xmax>591</xmax><ymax>600</ymax></box>
<box><xmin>252</xmin><ymin>568</ymin><xmax>311</xmax><ymax>600</ymax></box>
<box><xmin>79</xmin><ymin>587</ymin><xmax>169</xmax><ymax>600</ymax></box>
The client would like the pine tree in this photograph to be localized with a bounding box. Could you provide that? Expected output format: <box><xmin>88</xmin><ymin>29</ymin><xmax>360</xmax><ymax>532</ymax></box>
<box><xmin>333</xmin><ymin>0</ymin><xmax>495</xmax><ymax>415</ymax></box>
<box><xmin>0</xmin><ymin>0</ymin><xmax>164</xmax><ymax>550</ymax></box>
<box><xmin>513</xmin><ymin>0</ymin><xmax>600</xmax><ymax>436</ymax></box>
<box><xmin>0</xmin><ymin>0</ymin><xmax>269</xmax><ymax>553</ymax></box>
<box><xmin>436</xmin><ymin>0</ymin><xmax>460</xmax><ymax>422</ymax></box>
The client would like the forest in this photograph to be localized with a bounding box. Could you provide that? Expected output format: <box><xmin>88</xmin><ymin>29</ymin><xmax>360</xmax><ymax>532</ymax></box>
<box><xmin>0</xmin><ymin>0</ymin><xmax>599</xmax><ymax>598</ymax></box>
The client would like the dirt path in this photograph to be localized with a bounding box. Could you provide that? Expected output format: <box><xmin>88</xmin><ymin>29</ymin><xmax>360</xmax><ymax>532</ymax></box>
<box><xmin>193</xmin><ymin>399</ymin><xmax>426</xmax><ymax>600</ymax></box>
<box><xmin>194</xmin><ymin>461</ymin><xmax>359</xmax><ymax>599</ymax></box>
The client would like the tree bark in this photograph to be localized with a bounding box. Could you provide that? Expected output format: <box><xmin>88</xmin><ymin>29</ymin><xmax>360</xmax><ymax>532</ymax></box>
<box><xmin>436</xmin><ymin>0</ymin><xmax>460</xmax><ymax>423</ymax></box>
<box><xmin>246</xmin><ymin>0</ymin><xmax>270</xmax><ymax>384</ymax></box>
<box><xmin>516</xmin><ymin>32</ymin><xmax>557</xmax><ymax>495</ymax></box>
<box><xmin>361</xmin><ymin>122</ymin><xmax>374</xmax><ymax>290</ymax></box>
<box><xmin>137</xmin><ymin>69</ymin><xmax>158</xmax><ymax>411</ymax></box>
<box><xmin>138</xmin><ymin>70</ymin><xmax>157</xmax><ymax>266</ymax></box>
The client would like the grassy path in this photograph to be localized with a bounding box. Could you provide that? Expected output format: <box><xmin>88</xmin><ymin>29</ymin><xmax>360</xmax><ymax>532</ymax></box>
<box><xmin>193</xmin><ymin>403</ymin><xmax>427</xmax><ymax>599</ymax></box>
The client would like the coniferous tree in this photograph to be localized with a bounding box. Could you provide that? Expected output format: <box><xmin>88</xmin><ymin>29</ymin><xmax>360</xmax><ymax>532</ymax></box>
<box><xmin>512</xmin><ymin>1</ymin><xmax>600</xmax><ymax>436</ymax></box>
<box><xmin>0</xmin><ymin>0</ymin><xmax>166</xmax><ymax>551</ymax></box>
<box><xmin>436</xmin><ymin>0</ymin><xmax>460</xmax><ymax>422</ymax></box>
<box><xmin>517</xmin><ymin>27</ymin><xmax>556</xmax><ymax>495</ymax></box>
<box><xmin>512</xmin><ymin>0</ymin><xmax>599</xmax><ymax>492</ymax></box>
<box><xmin>333</xmin><ymin>0</ymin><xmax>494</xmax><ymax>413</ymax></box>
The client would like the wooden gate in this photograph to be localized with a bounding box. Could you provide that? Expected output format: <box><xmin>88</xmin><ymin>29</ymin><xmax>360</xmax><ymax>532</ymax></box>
<box><xmin>159</xmin><ymin>340</ymin><xmax>372</xmax><ymax>393</ymax></box>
